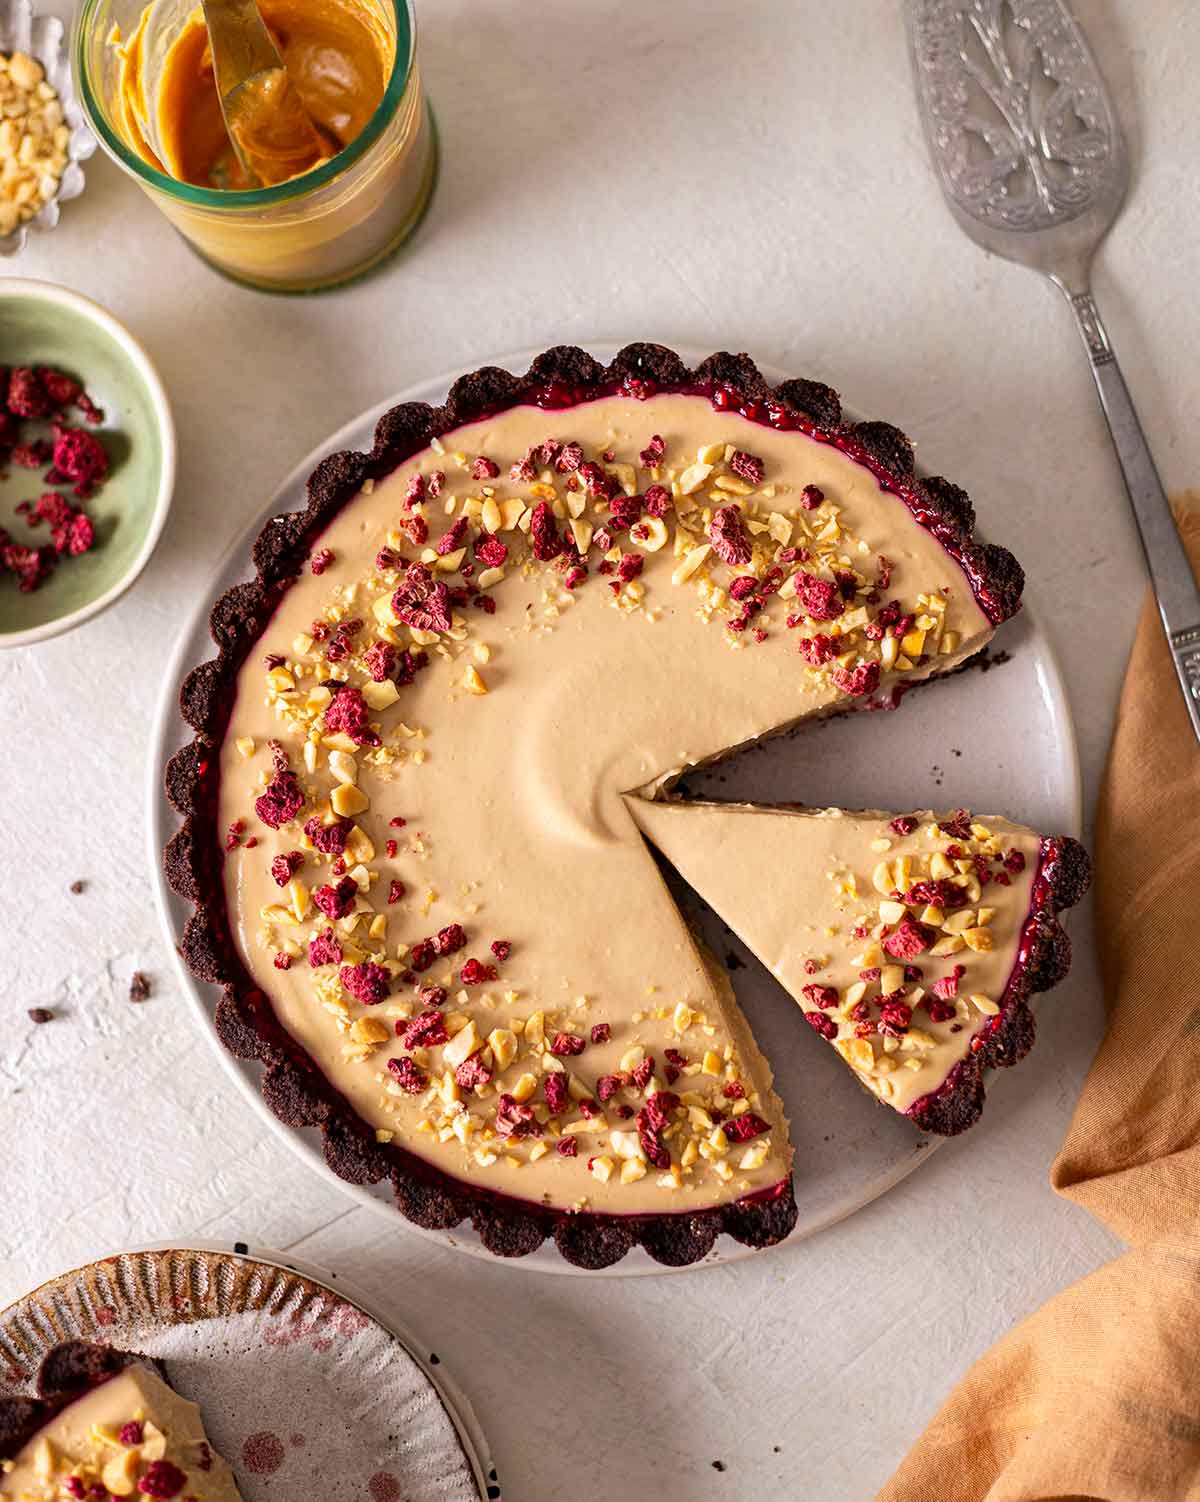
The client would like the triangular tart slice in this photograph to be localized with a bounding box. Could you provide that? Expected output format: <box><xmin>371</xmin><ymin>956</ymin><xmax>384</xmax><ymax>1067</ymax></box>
<box><xmin>626</xmin><ymin>798</ymin><xmax>1089</xmax><ymax>1134</ymax></box>
<box><xmin>0</xmin><ymin>1341</ymin><xmax>243</xmax><ymax>1501</ymax></box>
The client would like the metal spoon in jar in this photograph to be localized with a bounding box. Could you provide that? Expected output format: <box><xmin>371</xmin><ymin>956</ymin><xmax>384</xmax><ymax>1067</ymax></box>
<box><xmin>199</xmin><ymin>0</ymin><xmax>334</xmax><ymax>188</ymax></box>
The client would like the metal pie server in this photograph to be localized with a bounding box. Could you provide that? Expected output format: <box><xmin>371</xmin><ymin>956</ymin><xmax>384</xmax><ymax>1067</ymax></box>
<box><xmin>907</xmin><ymin>0</ymin><xmax>1200</xmax><ymax>744</ymax></box>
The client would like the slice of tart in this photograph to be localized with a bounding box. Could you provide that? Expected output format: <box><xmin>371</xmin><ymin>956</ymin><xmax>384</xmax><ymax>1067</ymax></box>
<box><xmin>166</xmin><ymin>343</ymin><xmax>1028</xmax><ymax>1267</ymax></box>
<box><xmin>626</xmin><ymin>798</ymin><xmax>1090</xmax><ymax>1134</ymax></box>
<box><xmin>0</xmin><ymin>1341</ymin><xmax>242</xmax><ymax>1501</ymax></box>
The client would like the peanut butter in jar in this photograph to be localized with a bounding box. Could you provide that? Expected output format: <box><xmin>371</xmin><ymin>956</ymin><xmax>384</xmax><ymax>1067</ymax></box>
<box><xmin>75</xmin><ymin>0</ymin><xmax>436</xmax><ymax>291</ymax></box>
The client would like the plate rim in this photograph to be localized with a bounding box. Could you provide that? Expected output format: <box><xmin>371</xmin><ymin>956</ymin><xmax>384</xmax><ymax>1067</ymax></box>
<box><xmin>146</xmin><ymin>342</ymin><xmax>1083</xmax><ymax>1277</ymax></box>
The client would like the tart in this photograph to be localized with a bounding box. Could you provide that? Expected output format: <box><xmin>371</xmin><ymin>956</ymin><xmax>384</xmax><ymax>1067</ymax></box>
<box><xmin>627</xmin><ymin>800</ymin><xmax>1090</xmax><ymax>1134</ymax></box>
<box><xmin>166</xmin><ymin>343</ymin><xmax>1031</xmax><ymax>1268</ymax></box>
<box><xmin>0</xmin><ymin>1341</ymin><xmax>242</xmax><ymax>1500</ymax></box>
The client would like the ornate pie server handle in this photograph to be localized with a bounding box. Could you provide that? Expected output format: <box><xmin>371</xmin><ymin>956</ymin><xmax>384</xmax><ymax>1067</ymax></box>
<box><xmin>1064</xmin><ymin>289</ymin><xmax>1200</xmax><ymax>745</ymax></box>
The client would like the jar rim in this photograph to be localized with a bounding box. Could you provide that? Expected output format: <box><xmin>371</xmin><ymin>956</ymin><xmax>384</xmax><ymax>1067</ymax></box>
<box><xmin>73</xmin><ymin>0</ymin><xmax>416</xmax><ymax>208</ymax></box>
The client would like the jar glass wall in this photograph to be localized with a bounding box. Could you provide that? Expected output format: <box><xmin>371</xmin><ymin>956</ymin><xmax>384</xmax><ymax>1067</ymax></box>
<box><xmin>74</xmin><ymin>0</ymin><xmax>437</xmax><ymax>293</ymax></box>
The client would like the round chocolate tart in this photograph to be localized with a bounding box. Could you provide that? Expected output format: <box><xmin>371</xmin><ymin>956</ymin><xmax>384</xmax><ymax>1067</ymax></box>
<box><xmin>165</xmin><ymin>343</ymin><xmax>1082</xmax><ymax>1269</ymax></box>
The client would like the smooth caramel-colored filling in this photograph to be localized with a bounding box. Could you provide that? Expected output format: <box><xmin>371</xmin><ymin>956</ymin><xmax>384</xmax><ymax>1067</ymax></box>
<box><xmin>0</xmin><ymin>1365</ymin><xmax>241</xmax><ymax>1501</ymax></box>
<box><xmin>626</xmin><ymin>801</ymin><xmax>1040</xmax><ymax>1115</ymax></box>
<box><xmin>217</xmin><ymin>392</ymin><xmax>993</xmax><ymax>1214</ymax></box>
<box><xmin>117</xmin><ymin>0</ymin><xmax>392</xmax><ymax>188</ymax></box>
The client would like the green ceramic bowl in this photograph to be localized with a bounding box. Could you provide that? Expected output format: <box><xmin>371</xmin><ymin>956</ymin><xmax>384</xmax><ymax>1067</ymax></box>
<box><xmin>0</xmin><ymin>279</ymin><xmax>174</xmax><ymax>646</ymax></box>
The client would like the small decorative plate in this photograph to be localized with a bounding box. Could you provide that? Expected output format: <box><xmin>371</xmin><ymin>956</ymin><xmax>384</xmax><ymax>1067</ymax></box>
<box><xmin>149</xmin><ymin>344</ymin><xmax>1082</xmax><ymax>1276</ymax></box>
<box><xmin>0</xmin><ymin>1243</ymin><xmax>495</xmax><ymax>1501</ymax></box>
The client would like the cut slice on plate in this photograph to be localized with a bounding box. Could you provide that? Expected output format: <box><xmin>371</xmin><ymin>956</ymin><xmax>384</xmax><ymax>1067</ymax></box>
<box><xmin>0</xmin><ymin>1341</ymin><xmax>242</xmax><ymax>1500</ymax></box>
<box><xmin>626</xmin><ymin>798</ymin><xmax>1090</xmax><ymax>1135</ymax></box>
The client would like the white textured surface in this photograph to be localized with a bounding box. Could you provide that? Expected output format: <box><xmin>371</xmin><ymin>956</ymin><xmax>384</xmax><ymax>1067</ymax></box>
<box><xmin>4</xmin><ymin>0</ymin><xmax>1195</xmax><ymax>1494</ymax></box>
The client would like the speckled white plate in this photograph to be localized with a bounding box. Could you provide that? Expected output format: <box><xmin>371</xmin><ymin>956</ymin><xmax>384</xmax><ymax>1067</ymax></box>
<box><xmin>0</xmin><ymin>1242</ymin><xmax>495</xmax><ymax>1500</ymax></box>
<box><xmin>149</xmin><ymin>344</ymin><xmax>1082</xmax><ymax>1277</ymax></box>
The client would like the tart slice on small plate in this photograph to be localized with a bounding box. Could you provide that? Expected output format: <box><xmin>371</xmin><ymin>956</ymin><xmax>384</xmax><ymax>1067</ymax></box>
<box><xmin>0</xmin><ymin>1340</ymin><xmax>241</xmax><ymax>1500</ymax></box>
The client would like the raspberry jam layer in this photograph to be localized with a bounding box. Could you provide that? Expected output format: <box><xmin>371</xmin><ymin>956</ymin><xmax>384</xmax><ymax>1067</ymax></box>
<box><xmin>215</xmin><ymin>392</ymin><xmax>995</xmax><ymax>1215</ymax></box>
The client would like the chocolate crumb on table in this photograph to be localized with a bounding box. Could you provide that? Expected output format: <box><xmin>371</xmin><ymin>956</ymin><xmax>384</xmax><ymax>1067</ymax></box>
<box><xmin>129</xmin><ymin>971</ymin><xmax>152</xmax><ymax>1003</ymax></box>
<box><xmin>27</xmin><ymin>1007</ymin><xmax>54</xmax><ymax>1024</ymax></box>
<box><xmin>69</xmin><ymin>879</ymin><xmax>86</xmax><ymax>894</ymax></box>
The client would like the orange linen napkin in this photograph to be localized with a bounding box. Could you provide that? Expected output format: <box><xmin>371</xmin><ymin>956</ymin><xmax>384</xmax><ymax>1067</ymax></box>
<box><xmin>881</xmin><ymin>503</ymin><xmax>1200</xmax><ymax>1502</ymax></box>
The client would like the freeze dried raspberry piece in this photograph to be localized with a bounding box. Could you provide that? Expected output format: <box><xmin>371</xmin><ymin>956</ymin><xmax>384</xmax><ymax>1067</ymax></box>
<box><xmin>925</xmin><ymin>997</ymin><xmax>957</xmax><ymax>1023</ymax></box>
<box><xmin>906</xmin><ymin>878</ymin><xmax>966</xmax><ymax>910</ymax></box>
<box><xmin>551</xmin><ymin>439</ymin><xmax>580</xmax><ymax>472</ymax></box>
<box><xmin>543</xmin><ymin>1073</ymin><xmax>568</xmax><ymax>1115</ymax></box>
<box><xmin>889</xmin><ymin>815</ymin><xmax>918</xmax><ymax>837</ymax></box>
<box><xmin>119</xmin><ymin>1421</ymin><xmax>144</xmax><ymax>1447</ymax></box>
<box><xmin>728</xmin><ymin>449</ymin><xmax>765</xmax><ymax>485</ymax></box>
<box><xmin>596</xmin><ymin>1073</ymin><xmax>626</xmax><ymax>1102</ymax></box>
<box><xmin>590</xmin><ymin>1022</ymin><xmax>610</xmax><ymax>1045</ymax></box>
<box><xmin>550</xmin><ymin>1031</ymin><xmax>585</xmax><ymax>1056</ymax></box>
<box><xmin>137</xmin><ymin>1460</ymin><xmax>188</xmax><ymax>1497</ymax></box>
<box><xmin>460</xmin><ymin>958</ymin><xmax>497</xmax><ymax>985</ymax></box>
<box><xmin>388</xmin><ymin>1055</ymin><xmax>428</xmax><ymax>1094</ymax></box>
<box><xmin>308</xmin><ymin>929</ymin><xmax>343</xmax><ymax>967</ymax></box>
<box><xmin>495</xmin><ymin>1093</ymin><xmax>541</xmax><ymax>1139</ymax></box>
<box><xmin>11</xmin><ymin>438</ymin><xmax>51</xmax><ymax>467</ymax></box>
<box><xmin>578</xmin><ymin>460</ymin><xmax>613</xmax><ymax>499</ymax></box>
<box><xmin>1</xmin><ymin>536</ymin><xmax>55</xmax><ymax>591</ymax></box>
<box><xmin>806</xmin><ymin>1010</ymin><xmax>837</xmax><ymax>1040</ymax></box>
<box><xmin>310</xmin><ymin>548</ymin><xmax>334</xmax><ymax>575</ymax></box>
<box><xmin>529</xmin><ymin>501</ymin><xmax>561</xmax><ymax>561</ymax></box>
<box><xmin>436</xmin><ymin>516</ymin><xmax>470</xmax><ymax>555</ymax></box>
<box><xmin>48</xmin><ymin>426</ymin><xmax>109</xmax><ymax>497</ymax></box>
<box><xmin>409</xmin><ymin>939</ymin><xmax>436</xmax><ymax>972</ymax></box>
<box><xmin>1004</xmin><ymin>848</ymin><xmax>1027</xmax><ymax>874</ymax></box>
<box><xmin>471</xmin><ymin>455</ymin><xmax>499</xmax><ymax>480</ymax></box>
<box><xmin>254</xmin><ymin>766</ymin><xmax>304</xmax><ymax>829</ymax></box>
<box><xmin>304</xmin><ymin>816</ymin><xmax>349</xmax><ymax>854</ymax></box>
<box><xmin>392</xmin><ymin>562</ymin><xmax>452</xmax><ymax>632</ymax></box>
<box><xmin>617</xmin><ymin>554</ymin><xmax>643</xmax><ymax>583</ymax></box>
<box><xmin>639</xmin><ymin>434</ymin><xmax>665</xmax><ymax>468</ymax></box>
<box><xmin>938</xmin><ymin>809</ymin><xmax>974</xmax><ymax>840</ymax></box>
<box><xmin>607</xmin><ymin>492</ymin><xmax>640</xmax><ymax>530</ymax></box>
<box><xmin>475</xmin><ymin>535</ymin><xmax>507</xmax><ymax>568</ymax></box>
<box><xmin>65</xmin><ymin>512</ymin><xmax>94</xmax><ymax>556</ymax></box>
<box><xmin>363</xmin><ymin>639</ymin><xmax>397</xmax><ymax>683</ymax></box>
<box><xmin>313</xmin><ymin>877</ymin><xmax>357</xmax><ymax>920</ymax></box>
<box><xmin>630</xmin><ymin>1057</ymin><xmax>654</xmax><ymax>1090</ymax></box>
<box><xmin>404</xmin><ymin>473</ymin><xmax>426</xmax><ymax>509</ymax></box>
<box><xmin>435</xmin><ymin>923</ymin><xmax>467</xmax><ymax>955</ymax></box>
<box><xmin>456</xmin><ymin>1055</ymin><xmax>492</xmax><ymax>1090</ymax></box>
<box><xmin>832</xmin><ymin>661</ymin><xmax>881</xmax><ymax>698</ymax></box>
<box><xmin>270</xmin><ymin>851</ymin><xmax>303</xmax><ymax>887</ymax></box>
<box><xmin>801</xmin><ymin>984</ymin><xmax>839</xmax><ymax>1011</ymax></box>
<box><xmin>324</xmin><ymin>685</ymin><xmax>373</xmax><ymax>744</ymax></box>
<box><xmin>36</xmin><ymin>367</ymin><xmax>82</xmax><ymax>409</ymax></box>
<box><xmin>723</xmin><ymin>1112</ymin><xmax>769</xmax><ymax>1143</ymax></box>
<box><xmin>728</xmin><ymin>575</ymin><xmax>758</xmax><ymax>602</ymax></box>
<box><xmin>708</xmin><ymin>504</ymin><xmax>752</xmax><ymax>565</ymax></box>
<box><xmin>796</xmin><ymin>635</ymin><xmax>837</xmax><ymax>668</ymax></box>
<box><xmin>722</xmin><ymin>1080</ymin><xmax>746</xmax><ymax>1100</ymax></box>
<box><xmin>882</xmin><ymin>919</ymin><xmax>933</xmax><ymax>960</ymax></box>
<box><xmin>490</xmin><ymin>939</ymin><xmax>511</xmax><ymax>961</ymax></box>
<box><xmin>794</xmin><ymin>573</ymin><xmax>843</xmax><ymax>621</ymax></box>
<box><xmin>273</xmin><ymin>953</ymin><xmax>292</xmax><ymax>970</ymax></box>
<box><xmin>400</xmin><ymin>1009</ymin><xmax>449</xmax><ymax>1048</ymax></box>
<box><xmin>340</xmin><ymin>961</ymin><xmax>390</xmax><ymax>1004</ymax></box>
<box><xmin>878</xmin><ymin>1000</ymin><xmax>913</xmax><ymax>1038</ymax></box>
<box><xmin>799</xmin><ymin>484</ymin><xmax>824</xmax><ymax>510</ymax></box>
<box><xmin>6</xmin><ymin>366</ymin><xmax>50</xmax><ymax>419</ymax></box>
<box><xmin>387</xmin><ymin>880</ymin><xmax>406</xmax><ymax>905</ymax></box>
<box><xmin>556</xmin><ymin>1137</ymin><xmax>578</xmax><ymax>1158</ymax></box>
<box><xmin>641</xmin><ymin>483</ymin><xmax>671</xmax><ymax>517</ymax></box>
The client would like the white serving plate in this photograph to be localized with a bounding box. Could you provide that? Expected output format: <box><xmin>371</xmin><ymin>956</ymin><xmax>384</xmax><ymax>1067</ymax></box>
<box><xmin>149</xmin><ymin>345</ymin><xmax>1081</xmax><ymax>1277</ymax></box>
<box><xmin>0</xmin><ymin>1242</ymin><xmax>495</xmax><ymax>1500</ymax></box>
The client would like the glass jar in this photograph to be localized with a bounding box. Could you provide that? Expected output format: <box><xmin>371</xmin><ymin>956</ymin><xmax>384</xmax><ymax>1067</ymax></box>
<box><xmin>74</xmin><ymin>0</ymin><xmax>437</xmax><ymax>293</ymax></box>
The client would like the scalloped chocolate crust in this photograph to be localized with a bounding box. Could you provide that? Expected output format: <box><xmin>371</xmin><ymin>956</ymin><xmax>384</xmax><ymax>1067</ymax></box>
<box><xmin>0</xmin><ymin>1342</ymin><xmax>160</xmax><ymax>1462</ymax></box>
<box><xmin>907</xmin><ymin>834</ymin><xmax>1091</xmax><ymax>1136</ymax></box>
<box><xmin>165</xmin><ymin>343</ymin><xmax>1028</xmax><ymax>1268</ymax></box>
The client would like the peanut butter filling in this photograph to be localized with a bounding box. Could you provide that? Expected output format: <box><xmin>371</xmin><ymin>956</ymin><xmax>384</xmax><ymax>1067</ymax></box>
<box><xmin>216</xmin><ymin>392</ymin><xmax>993</xmax><ymax>1215</ymax></box>
<box><xmin>0</xmin><ymin>1365</ymin><xmax>241</xmax><ymax>1501</ymax></box>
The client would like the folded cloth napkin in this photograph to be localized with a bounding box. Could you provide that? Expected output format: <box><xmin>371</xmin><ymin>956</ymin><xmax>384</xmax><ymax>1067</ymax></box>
<box><xmin>881</xmin><ymin>504</ymin><xmax>1200</xmax><ymax>1502</ymax></box>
